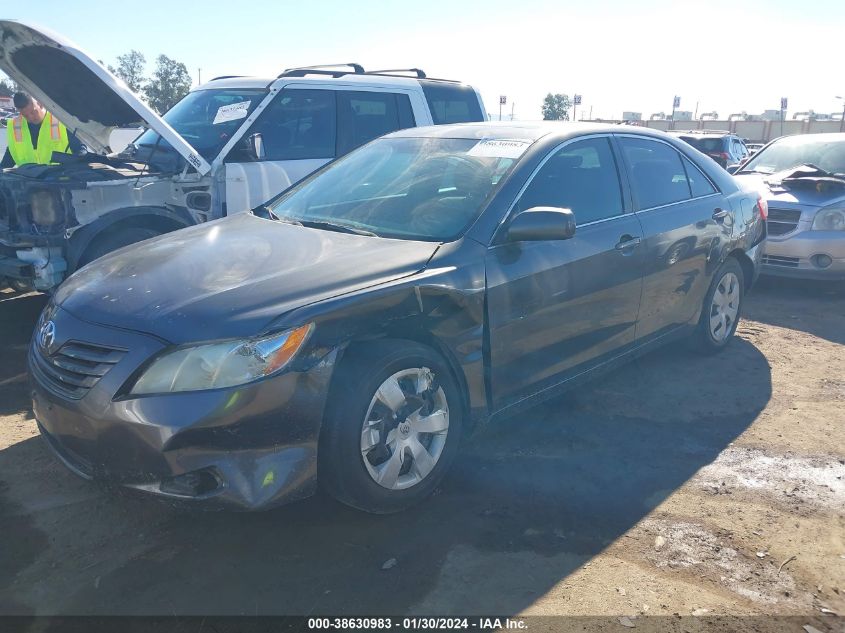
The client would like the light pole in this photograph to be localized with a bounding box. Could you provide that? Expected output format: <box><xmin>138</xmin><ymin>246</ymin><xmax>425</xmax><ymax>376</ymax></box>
<box><xmin>837</xmin><ymin>96</ymin><xmax>845</xmax><ymax>133</ymax></box>
<box><xmin>198</xmin><ymin>68</ymin><xmax>202</xmax><ymax>85</ymax></box>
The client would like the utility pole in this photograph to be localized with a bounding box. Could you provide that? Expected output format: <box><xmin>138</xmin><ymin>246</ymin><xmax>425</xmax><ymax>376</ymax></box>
<box><xmin>837</xmin><ymin>96</ymin><xmax>845</xmax><ymax>133</ymax></box>
<box><xmin>510</xmin><ymin>101</ymin><xmax>515</xmax><ymax>121</ymax></box>
<box><xmin>198</xmin><ymin>68</ymin><xmax>202</xmax><ymax>85</ymax></box>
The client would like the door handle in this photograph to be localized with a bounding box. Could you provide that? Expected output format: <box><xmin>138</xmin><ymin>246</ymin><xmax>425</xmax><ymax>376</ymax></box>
<box><xmin>712</xmin><ymin>208</ymin><xmax>729</xmax><ymax>221</ymax></box>
<box><xmin>615</xmin><ymin>236</ymin><xmax>642</xmax><ymax>250</ymax></box>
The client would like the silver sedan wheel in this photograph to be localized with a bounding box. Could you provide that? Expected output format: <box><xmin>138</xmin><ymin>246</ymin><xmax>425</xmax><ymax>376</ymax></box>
<box><xmin>360</xmin><ymin>367</ymin><xmax>450</xmax><ymax>491</ymax></box>
<box><xmin>709</xmin><ymin>272</ymin><xmax>740</xmax><ymax>342</ymax></box>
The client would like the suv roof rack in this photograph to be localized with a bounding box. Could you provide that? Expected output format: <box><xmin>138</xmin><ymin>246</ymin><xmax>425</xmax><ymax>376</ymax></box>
<box><xmin>671</xmin><ymin>129</ymin><xmax>732</xmax><ymax>135</ymax></box>
<box><xmin>365</xmin><ymin>68</ymin><xmax>427</xmax><ymax>78</ymax></box>
<box><xmin>209</xmin><ymin>75</ymin><xmax>245</xmax><ymax>81</ymax></box>
<box><xmin>277</xmin><ymin>63</ymin><xmax>365</xmax><ymax>78</ymax></box>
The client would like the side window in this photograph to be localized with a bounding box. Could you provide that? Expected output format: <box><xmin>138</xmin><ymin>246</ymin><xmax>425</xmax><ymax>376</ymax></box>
<box><xmin>237</xmin><ymin>89</ymin><xmax>336</xmax><ymax>161</ymax></box>
<box><xmin>420</xmin><ymin>82</ymin><xmax>484</xmax><ymax>124</ymax></box>
<box><xmin>682</xmin><ymin>155</ymin><xmax>717</xmax><ymax>197</ymax></box>
<box><xmin>336</xmin><ymin>92</ymin><xmax>416</xmax><ymax>155</ymax></box>
<box><xmin>515</xmin><ymin>137</ymin><xmax>624</xmax><ymax>225</ymax></box>
<box><xmin>619</xmin><ymin>137</ymin><xmax>692</xmax><ymax>209</ymax></box>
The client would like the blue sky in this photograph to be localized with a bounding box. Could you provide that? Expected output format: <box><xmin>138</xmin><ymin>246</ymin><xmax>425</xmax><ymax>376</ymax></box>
<box><xmin>5</xmin><ymin>0</ymin><xmax>845</xmax><ymax>120</ymax></box>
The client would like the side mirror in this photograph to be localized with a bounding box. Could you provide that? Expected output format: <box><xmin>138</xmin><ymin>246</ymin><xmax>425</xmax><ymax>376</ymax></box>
<box><xmin>507</xmin><ymin>207</ymin><xmax>576</xmax><ymax>242</ymax></box>
<box><xmin>246</xmin><ymin>133</ymin><xmax>265</xmax><ymax>161</ymax></box>
<box><xmin>726</xmin><ymin>165</ymin><xmax>740</xmax><ymax>175</ymax></box>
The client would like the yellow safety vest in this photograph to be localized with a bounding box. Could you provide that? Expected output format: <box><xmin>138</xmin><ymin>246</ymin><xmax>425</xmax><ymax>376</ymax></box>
<box><xmin>6</xmin><ymin>112</ymin><xmax>71</xmax><ymax>166</ymax></box>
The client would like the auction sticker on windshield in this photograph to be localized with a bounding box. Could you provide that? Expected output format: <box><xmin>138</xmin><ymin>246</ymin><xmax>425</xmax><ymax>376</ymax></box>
<box><xmin>213</xmin><ymin>101</ymin><xmax>251</xmax><ymax>125</ymax></box>
<box><xmin>467</xmin><ymin>139</ymin><xmax>531</xmax><ymax>159</ymax></box>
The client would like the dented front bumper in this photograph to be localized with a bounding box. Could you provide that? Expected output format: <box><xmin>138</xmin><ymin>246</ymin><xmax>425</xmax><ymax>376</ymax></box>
<box><xmin>29</xmin><ymin>307</ymin><xmax>335</xmax><ymax>510</ymax></box>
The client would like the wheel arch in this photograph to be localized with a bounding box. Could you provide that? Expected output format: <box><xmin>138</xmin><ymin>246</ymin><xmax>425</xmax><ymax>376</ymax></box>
<box><xmin>328</xmin><ymin>331</ymin><xmax>475</xmax><ymax>437</ymax></box>
<box><xmin>67</xmin><ymin>206</ymin><xmax>194</xmax><ymax>272</ymax></box>
<box><xmin>726</xmin><ymin>248</ymin><xmax>756</xmax><ymax>291</ymax></box>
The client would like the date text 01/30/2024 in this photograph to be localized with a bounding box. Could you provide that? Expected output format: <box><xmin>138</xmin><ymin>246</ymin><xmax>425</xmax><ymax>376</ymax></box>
<box><xmin>307</xmin><ymin>618</ymin><xmax>528</xmax><ymax>630</ymax></box>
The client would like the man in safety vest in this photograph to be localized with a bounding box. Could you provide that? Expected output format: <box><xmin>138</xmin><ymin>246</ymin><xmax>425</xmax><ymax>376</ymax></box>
<box><xmin>1</xmin><ymin>92</ymin><xmax>84</xmax><ymax>168</ymax></box>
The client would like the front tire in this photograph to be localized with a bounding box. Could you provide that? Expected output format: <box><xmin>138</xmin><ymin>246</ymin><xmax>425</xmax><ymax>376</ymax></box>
<box><xmin>319</xmin><ymin>341</ymin><xmax>463</xmax><ymax>513</ymax></box>
<box><xmin>693</xmin><ymin>258</ymin><xmax>744</xmax><ymax>353</ymax></box>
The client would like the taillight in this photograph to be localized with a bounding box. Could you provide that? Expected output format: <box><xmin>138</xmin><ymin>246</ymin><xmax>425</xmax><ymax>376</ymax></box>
<box><xmin>756</xmin><ymin>197</ymin><xmax>768</xmax><ymax>220</ymax></box>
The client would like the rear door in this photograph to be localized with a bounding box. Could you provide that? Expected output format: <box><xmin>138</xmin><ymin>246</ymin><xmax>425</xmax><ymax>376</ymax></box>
<box><xmin>485</xmin><ymin>135</ymin><xmax>645</xmax><ymax>410</ymax></box>
<box><xmin>615</xmin><ymin>135</ymin><xmax>728</xmax><ymax>343</ymax></box>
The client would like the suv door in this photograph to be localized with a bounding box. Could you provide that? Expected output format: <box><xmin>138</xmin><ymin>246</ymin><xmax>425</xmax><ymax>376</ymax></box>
<box><xmin>616</xmin><ymin>135</ymin><xmax>728</xmax><ymax>343</ymax></box>
<box><xmin>223</xmin><ymin>87</ymin><xmax>337</xmax><ymax>214</ymax></box>
<box><xmin>223</xmin><ymin>86</ymin><xmax>422</xmax><ymax>213</ymax></box>
<box><xmin>485</xmin><ymin>136</ymin><xmax>645</xmax><ymax>410</ymax></box>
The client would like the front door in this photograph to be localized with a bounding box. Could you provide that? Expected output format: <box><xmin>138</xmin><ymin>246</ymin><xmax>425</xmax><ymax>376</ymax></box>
<box><xmin>223</xmin><ymin>88</ymin><xmax>337</xmax><ymax>214</ymax></box>
<box><xmin>485</xmin><ymin>136</ymin><xmax>645</xmax><ymax>410</ymax></box>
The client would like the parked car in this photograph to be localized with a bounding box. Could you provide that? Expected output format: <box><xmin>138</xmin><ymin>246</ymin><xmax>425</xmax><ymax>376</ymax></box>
<box><xmin>668</xmin><ymin>130</ymin><xmax>749</xmax><ymax>170</ymax></box>
<box><xmin>31</xmin><ymin>123</ymin><xmax>765</xmax><ymax>513</ymax></box>
<box><xmin>746</xmin><ymin>142</ymin><xmax>765</xmax><ymax>157</ymax></box>
<box><xmin>0</xmin><ymin>20</ymin><xmax>486</xmax><ymax>291</ymax></box>
<box><xmin>733</xmin><ymin>133</ymin><xmax>845</xmax><ymax>279</ymax></box>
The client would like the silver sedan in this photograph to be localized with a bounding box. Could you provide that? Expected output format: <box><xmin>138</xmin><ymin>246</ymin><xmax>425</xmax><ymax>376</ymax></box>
<box><xmin>734</xmin><ymin>133</ymin><xmax>845</xmax><ymax>280</ymax></box>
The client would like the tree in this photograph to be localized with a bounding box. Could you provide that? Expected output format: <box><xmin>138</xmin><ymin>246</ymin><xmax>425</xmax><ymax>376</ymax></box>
<box><xmin>541</xmin><ymin>93</ymin><xmax>571</xmax><ymax>121</ymax></box>
<box><xmin>0</xmin><ymin>75</ymin><xmax>20</xmax><ymax>97</ymax></box>
<box><xmin>108</xmin><ymin>50</ymin><xmax>146</xmax><ymax>93</ymax></box>
<box><xmin>143</xmin><ymin>54</ymin><xmax>191</xmax><ymax>114</ymax></box>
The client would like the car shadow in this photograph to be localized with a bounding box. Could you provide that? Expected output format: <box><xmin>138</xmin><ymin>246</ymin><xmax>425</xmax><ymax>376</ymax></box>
<box><xmin>0</xmin><ymin>329</ymin><xmax>772</xmax><ymax>616</ymax></box>
<box><xmin>745</xmin><ymin>276</ymin><xmax>845</xmax><ymax>345</ymax></box>
<box><xmin>0</xmin><ymin>293</ymin><xmax>46</xmax><ymax>417</ymax></box>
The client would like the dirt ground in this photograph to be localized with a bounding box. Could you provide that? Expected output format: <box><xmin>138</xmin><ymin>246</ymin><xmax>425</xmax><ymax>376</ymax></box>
<box><xmin>0</xmin><ymin>277</ymin><xmax>843</xmax><ymax>628</ymax></box>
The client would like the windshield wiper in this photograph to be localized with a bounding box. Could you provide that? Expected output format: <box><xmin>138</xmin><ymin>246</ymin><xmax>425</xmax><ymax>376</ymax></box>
<box><xmin>298</xmin><ymin>219</ymin><xmax>378</xmax><ymax>237</ymax></box>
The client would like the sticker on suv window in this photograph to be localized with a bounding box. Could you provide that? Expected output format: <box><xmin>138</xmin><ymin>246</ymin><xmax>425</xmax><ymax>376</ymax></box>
<box><xmin>212</xmin><ymin>101</ymin><xmax>251</xmax><ymax>125</ymax></box>
<box><xmin>467</xmin><ymin>139</ymin><xmax>530</xmax><ymax>159</ymax></box>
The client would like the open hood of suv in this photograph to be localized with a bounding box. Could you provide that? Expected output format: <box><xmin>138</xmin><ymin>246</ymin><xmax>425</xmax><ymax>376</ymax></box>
<box><xmin>0</xmin><ymin>20</ymin><xmax>210</xmax><ymax>174</ymax></box>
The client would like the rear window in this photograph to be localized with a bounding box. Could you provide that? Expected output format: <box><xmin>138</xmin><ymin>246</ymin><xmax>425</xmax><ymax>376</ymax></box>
<box><xmin>679</xmin><ymin>136</ymin><xmax>724</xmax><ymax>153</ymax></box>
<box><xmin>420</xmin><ymin>82</ymin><xmax>484</xmax><ymax>124</ymax></box>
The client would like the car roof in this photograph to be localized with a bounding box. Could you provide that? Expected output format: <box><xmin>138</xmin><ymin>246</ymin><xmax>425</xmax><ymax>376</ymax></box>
<box><xmin>384</xmin><ymin>121</ymin><xmax>679</xmax><ymax>143</ymax></box>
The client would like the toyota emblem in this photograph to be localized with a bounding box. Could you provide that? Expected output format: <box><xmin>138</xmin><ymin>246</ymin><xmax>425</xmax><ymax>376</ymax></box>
<box><xmin>38</xmin><ymin>320</ymin><xmax>56</xmax><ymax>353</ymax></box>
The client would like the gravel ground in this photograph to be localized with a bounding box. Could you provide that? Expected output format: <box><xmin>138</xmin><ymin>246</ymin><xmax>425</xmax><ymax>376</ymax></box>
<box><xmin>0</xmin><ymin>277</ymin><xmax>843</xmax><ymax>629</ymax></box>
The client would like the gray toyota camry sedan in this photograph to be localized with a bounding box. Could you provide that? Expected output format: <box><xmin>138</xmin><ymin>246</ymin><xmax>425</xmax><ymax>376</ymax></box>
<box><xmin>30</xmin><ymin>122</ymin><xmax>766</xmax><ymax>513</ymax></box>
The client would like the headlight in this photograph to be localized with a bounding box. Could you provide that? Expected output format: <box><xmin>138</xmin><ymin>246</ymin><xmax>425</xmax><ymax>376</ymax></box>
<box><xmin>130</xmin><ymin>324</ymin><xmax>313</xmax><ymax>395</ymax></box>
<box><xmin>29</xmin><ymin>190</ymin><xmax>62</xmax><ymax>226</ymax></box>
<box><xmin>812</xmin><ymin>207</ymin><xmax>845</xmax><ymax>231</ymax></box>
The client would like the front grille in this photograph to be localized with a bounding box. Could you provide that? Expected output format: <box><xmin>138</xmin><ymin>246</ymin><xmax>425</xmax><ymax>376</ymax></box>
<box><xmin>767</xmin><ymin>208</ymin><xmax>801</xmax><ymax>236</ymax></box>
<box><xmin>762</xmin><ymin>255</ymin><xmax>800</xmax><ymax>268</ymax></box>
<box><xmin>30</xmin><ymin>340</ymin><xmax>126</xmax><ymax>400</ymax></box>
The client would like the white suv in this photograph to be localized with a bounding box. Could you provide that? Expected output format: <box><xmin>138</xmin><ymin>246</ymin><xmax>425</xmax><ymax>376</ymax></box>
<box><xmin>0</xmin><ymin>21</ymin><xmax>487</xmax><ymax>290</ymax></box>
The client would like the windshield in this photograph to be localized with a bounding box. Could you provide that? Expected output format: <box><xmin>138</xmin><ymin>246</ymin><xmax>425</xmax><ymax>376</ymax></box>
<box><xmin>741</xmin><ymin>135</ymin><xmax>845</xmax><ymax>175</ymax></box>
<box><xmin>267</xmin><ymin>137</ymin><xmax>525</xmax><ymax>241</ymax></box>
<box><xmin>134</xmin><ymin>88</ymin><xmax>267</xmax><ymax>162</ymax></box>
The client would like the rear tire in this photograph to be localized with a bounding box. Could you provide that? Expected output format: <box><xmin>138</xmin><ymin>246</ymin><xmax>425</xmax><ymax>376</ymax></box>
<box><xmin>78</xmin><ymin>227</ymin><xmax>161</xmax><ymax>268</ymax></box>
<box><xmin>319</xmin><ymin>340</ymin><xmax>463</xmax><ymax>514</ymax></box>
<box><xmin>693</xmin><ymin>257</ymin><xmax>744</xmax><ymax>354</ymax></box>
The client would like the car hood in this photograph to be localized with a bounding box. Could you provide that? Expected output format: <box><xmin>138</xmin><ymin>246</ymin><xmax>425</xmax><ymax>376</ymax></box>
<box><xmin>0</xmin><ymin>20</ymin><xmax>210</xmax><ymax>174</ymax></box>
<box><xmin>735</xmin><ymin>173</ymin><xmax>845</xmax><ymax>207</ymax></box>
<box><xmin>54</xmin><ymin>214</ymin><xmax>439</xmax><ymax>343</ymax></box>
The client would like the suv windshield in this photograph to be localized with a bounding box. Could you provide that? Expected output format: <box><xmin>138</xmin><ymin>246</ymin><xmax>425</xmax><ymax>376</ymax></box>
<box><xmin>741</xmin><ymin>136</ymin><xmax>845</xmax><ymax>175</ymax></box>
<box><xmin>134</xmin><ymin>88</ymin><xmax>267</xmax><ymax>162</ymax></box>
<box><xmin>267</xmin><ymin>137</ymin><xmax>523</xmax><ymax>241</ymax></box>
